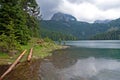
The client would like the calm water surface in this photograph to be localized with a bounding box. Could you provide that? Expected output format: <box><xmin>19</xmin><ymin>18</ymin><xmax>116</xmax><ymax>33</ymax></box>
<box><xmin>40</xmin><ymin>40</ymin><xmax>120</xmax><ymax>80</ymax></box>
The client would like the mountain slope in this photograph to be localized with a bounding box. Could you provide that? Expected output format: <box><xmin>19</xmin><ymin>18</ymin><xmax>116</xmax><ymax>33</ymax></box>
<box><xmin>39</xmin><ymin>12</ymin><xmax>120</xmax><ymax>40</ymax></box>
<box><xmin>39</xmin><ymin>20</ymin><xmax>110</xmax><ymax>39</ymax></box>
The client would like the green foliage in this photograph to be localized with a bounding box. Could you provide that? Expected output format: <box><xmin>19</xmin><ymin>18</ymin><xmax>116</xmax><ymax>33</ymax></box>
<box><xmin>26</xmin><ymin>16</ymin><xmax>39</xmax><ymax>37</ymax></box>
<box><xmin>58</xmin><ymin>38</ymin><xmax>62</xmax><ymax>45</ymax></box>
<box><xmin>39</xmin><ymin>18</ymin><xmax>120</xmax><ymax>40</ymax></box>
<box><xmin>21</xmin><ymin>0</ymin><xmax>40</xmax><ymax>37</ymax></box>
<box><xmin>40</xmin><ymin>21</ymin><xmax>77</xmax><ymax>41</ymax></box>
<box><xmin>39</xmin><ymin>20</ymin><xmax>109</xmax><ymax>40</ymax></box>
<box><xmin>0</xmin><ymin>22</ymin><xmax>21</xmax><ymax>53</ymax></box>
<box><xmin>43</xmin><ymin>37</ymin><xmax>54</xmax><ymax>43</ymax></box>
<box><xmin>90</xmin><ymin>29</ymin><xmax>120</xmax><ymax>40</ymax></box>
<box><xmin>40</xmin><ymin>28</ymin><xmax>77</xmax><ymax>41</ymax></box>
<box><xmin>0</xmin><ymin>34</ymin><xmax>21</xmax><ymax>53</ymax></box>
<box><xmin>0</xmin><ymin>0</ymin><xmax>31</xmax><ymax>45</ymax></box>
<box><xmin>0</xmin><ymin>0</ymin><xmax>39</xmax><ymax>54</ymax></box>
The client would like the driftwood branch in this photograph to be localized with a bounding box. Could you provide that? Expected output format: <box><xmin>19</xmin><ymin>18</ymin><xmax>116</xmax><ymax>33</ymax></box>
<box><xmin>0</xmin><ymin>50</ymin><xmax>27</xmax><ymax>80</ymax></box>
<box><xmin>27</xmin><ymin>48</ymin><xmax>33</xmax><ymax>62</ymax></box>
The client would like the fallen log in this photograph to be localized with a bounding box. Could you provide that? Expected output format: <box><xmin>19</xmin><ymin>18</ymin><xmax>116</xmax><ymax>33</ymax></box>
<box><xmin>27</xmin><ymin>48</ymin><xmax>33</xmax><ymax>62</ymax></box>
<box><xmin>0</xmin><ymin>50</ymin><xmax>27</xmax><ymax>80</ymax></box>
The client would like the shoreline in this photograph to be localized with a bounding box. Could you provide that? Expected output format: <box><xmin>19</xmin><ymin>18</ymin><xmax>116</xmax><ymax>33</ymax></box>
<box><xmin>0</xmin><ymin>43</ymin><xmax>69</xmax><ymax>80</ymax></box>
<box><xmin>0</xmin><ymin>44</ymin><xmax>67</xmax><ymax>65</ymax></box>
<box><xmin>0</xmin><ymin>45</ymin><xmax>69</xmax><ymax>64</ymax></box>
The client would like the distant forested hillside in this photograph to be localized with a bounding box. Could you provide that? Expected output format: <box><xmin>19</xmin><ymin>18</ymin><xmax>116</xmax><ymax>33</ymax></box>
<box><xmin>40</xmin><ymin>29</ymin><xmax>77</xmax><ymax>40</ymax></box>
<box><xmin>39</xmin><ymin>18</ymin><xmax>120</xmax><ymax>40</ymax></box>
<box><xmin>91</xmin><ymin>29</ymin><xmax>120</xmax><ymax>40</ymax></box>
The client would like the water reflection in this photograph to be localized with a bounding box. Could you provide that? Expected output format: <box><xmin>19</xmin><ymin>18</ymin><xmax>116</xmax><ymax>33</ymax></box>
<box><xmin>49</xmin><ymin>49</ymin><xmax>77</xmax><ymax>69</ymax></box>
<box><xmin>40</xmin><ymin>40</ymin><xmax>120</xmax><ymax>80</ymax></box>
<box><xmin>40</xmin><ymin>57</ymin><xmax>120</xmax><ymax>80</ymax></box>
<box><xmin>60</xmin><ymin>57</ymin><xmax>120</xmax><ymax>80</ymax></box>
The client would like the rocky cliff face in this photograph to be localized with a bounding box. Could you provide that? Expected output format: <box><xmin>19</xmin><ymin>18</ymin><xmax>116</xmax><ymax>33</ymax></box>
<box><xmin>51</xmin><ymin>12</ymin><xmax>77</xmax><ymax>22</ymax></box>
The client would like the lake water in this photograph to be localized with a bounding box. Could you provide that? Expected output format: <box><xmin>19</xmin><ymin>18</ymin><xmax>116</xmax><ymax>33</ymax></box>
<box><xmin>40</xmin><ymin>40</ymin><xmax>120</xmax><ymax>80</ymax></box>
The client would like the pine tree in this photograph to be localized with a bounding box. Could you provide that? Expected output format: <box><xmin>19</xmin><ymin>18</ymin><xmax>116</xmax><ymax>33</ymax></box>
<box><xmin>0</xmin><ymin>0</ymin><xmax>40</xmax><ymax>53</ymax></box>
<box><xmin>21</xmin><ymin>0</ymin><xmax>40</xmax><ymax>37</ymax></box>
<box><xmin>0</xmin><ymin>0</ymin><xmax>29</xmax><ymax>53</ymax></box>
<box><xmin>0</xmin><ymin>21</ymin><xmax>21</xmax><ymax>53</ymax></box>
<box><xmin>0</xmin><ymin>0</ymin><xmax>31</xmax><ymax>44</ymax></box>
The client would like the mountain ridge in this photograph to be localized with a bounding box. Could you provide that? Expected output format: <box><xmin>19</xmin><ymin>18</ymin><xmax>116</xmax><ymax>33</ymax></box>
<box><xmin>51</xmin><ymin>12</ymin><xmax>77</xmax><ymax>22</ymax></box>
<box><xmin>39</xmin><ymin>12</ymin><xmax>120</xmax><ymax>40</ymax></box>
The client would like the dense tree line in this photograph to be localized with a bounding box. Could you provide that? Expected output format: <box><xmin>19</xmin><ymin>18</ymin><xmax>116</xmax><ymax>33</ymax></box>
<box><xmin>90</xmin><ymin>29</ymin><xmax>120</xmax><ymax>40</ymax></box>
<box><xmin>40</xmin><ymin>29</ymin><xmax>77</xmax><ymax>41</ymax></box>
<box><xmin>39</xmin><ymin>20</ymin><xmax>110</xmax><ymax>39</ymax></box>
<box><xmin>0</xmin><ymin>0</ymin><xmax>39</xmax><ymax>53</ymax></box>
<box><xmin>39</xmin><ymin>18</ymin><xmax>120</xmax><ymax>40</ymax></box>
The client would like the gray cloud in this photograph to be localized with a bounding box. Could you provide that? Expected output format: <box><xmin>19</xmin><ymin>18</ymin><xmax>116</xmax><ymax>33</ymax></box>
<box><xmin>67</xmin><ymin>0</ymin><xmax>95</xmax><ymax>4</ymax></box>
<box><xmin>36</xmin><ymin>0</ymin><xmax>62</xmax><ymax>19</ymax></box>
<box><xmin>36</xmin><ymin>0</ymin><xmax>120</xmax><ymax>22</ymax></box>
<box><xmin>66</xmin><ymin>0</ymin><xmax>120</xmax><ymax>10</ymax></box>
<box><xmin>94</xmin><ymin>0</ymin><xmax>120</xmax><ymax>10</ymax></box>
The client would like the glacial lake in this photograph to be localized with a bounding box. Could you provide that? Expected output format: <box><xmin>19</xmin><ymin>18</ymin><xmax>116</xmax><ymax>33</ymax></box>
<box><xmin>40</xmin><ymin>40</ymin><xmax>120</xmax><ymax>80</ymax></box>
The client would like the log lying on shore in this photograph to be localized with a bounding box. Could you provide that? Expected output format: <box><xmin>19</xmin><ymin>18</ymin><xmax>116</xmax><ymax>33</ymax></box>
<box><xmin>0</xmin><ymin>50</ymin><xmax>27</xmax><ymax>80</ymax></box>
<box><xmin>27</xmin><ymin>48</ymin><xmax>33</xmax><ymax>62</ymax></box>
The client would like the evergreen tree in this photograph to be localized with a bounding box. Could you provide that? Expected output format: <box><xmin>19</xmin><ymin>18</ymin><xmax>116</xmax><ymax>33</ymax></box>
<box><xmin>0</xmin><ymin>0</ymin><xmax>30</xmax><ymax>45</ymax></box>
<box><xmin>0</xmin><ymin>21</ymin><xmax>21</xmax><ymax>53</ymax></box>
<box><xmin>21</xmin><ymin>0</ymin><xmax>40</xmax><ymax>37</ymax></box>
<box><xmin>0</xmin><ymin>0</ymin><xmax>40</xmax><ymax>53</ymax></box>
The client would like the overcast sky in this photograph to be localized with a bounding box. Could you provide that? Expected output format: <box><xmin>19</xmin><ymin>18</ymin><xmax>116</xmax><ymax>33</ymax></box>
<box><xmin>36</xmin><ymin>0</ymin><xmax>120</xmax><ymax>23</ymax></box>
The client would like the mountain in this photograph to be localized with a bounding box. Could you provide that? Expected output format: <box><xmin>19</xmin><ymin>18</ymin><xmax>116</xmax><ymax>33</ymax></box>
<box><xmin>94</xmin><ymin>20</ymin><xmax>111</xmax><ymax>24</ymax></box>
<box><xmin>91</xmin><ymin>18</ymin><xmax>120</xmax><ymax>40</ymax></box>
<box><xmin>51</xmin><ymin>12</ymin><xmax>77</xmax><ymax>22</ymax></box>
<box><xmin>39</xmin><ymin>20</ymin><xmax>109</xmax><ymax>40</ymax></box>
<box><xmin>39</xmin><ymin>12</ymin><xmax>120</xmax><ymax>40</ymax></box>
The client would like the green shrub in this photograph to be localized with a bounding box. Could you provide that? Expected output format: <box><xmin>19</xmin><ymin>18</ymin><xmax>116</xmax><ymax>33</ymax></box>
<box><xmin>0</xmin><ymin>34</ymin><xmax>21</xmax><ymax>53</ymax></box>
